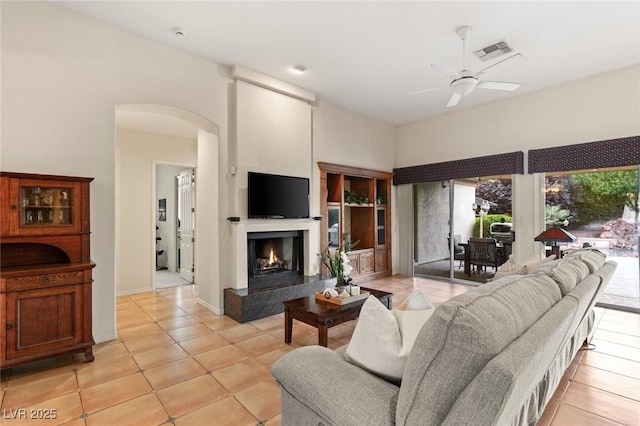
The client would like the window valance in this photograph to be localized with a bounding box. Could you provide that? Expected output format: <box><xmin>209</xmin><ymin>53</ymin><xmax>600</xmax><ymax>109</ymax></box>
<box><xmin>393</xmin><ymin>151</ymin><xmax>524</xmax><ymax>185</ymax></box>
<box><xmin>528</xmin><ymin>135</ymin><xmax>640</xmax><ymax>174</ymax></box>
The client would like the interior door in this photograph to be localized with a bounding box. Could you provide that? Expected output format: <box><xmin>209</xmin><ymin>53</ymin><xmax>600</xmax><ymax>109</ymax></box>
<box><xmin>178</xmin><ymin>169</ymin><xmax>194</xmax><ymax>283</ymax></box>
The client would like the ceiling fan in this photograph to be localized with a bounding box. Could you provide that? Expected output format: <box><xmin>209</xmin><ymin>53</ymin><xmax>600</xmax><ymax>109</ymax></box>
<box><xmin>409</xmin><ymin>26</ymin><xmax>523</xmax><ymax>107</ymax></box>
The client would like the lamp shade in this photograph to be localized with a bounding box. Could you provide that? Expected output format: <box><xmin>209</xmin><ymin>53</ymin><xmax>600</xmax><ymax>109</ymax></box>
<box><xmin>534</xmin><ymin>227</ymin><xmax>577</xmax><ymax>243</ymax></box>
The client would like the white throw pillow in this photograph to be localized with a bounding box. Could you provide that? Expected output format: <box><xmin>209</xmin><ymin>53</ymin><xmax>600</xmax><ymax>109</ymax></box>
<box><xmin>393</xmin><ymin>309</ymin><xmax>433</xmax><ymax>352</ymax></box>
<box><xmin>397</xmin><ymin>289</ymin><xmax>434</xmax><ymax>310</ymax></box>
<box><xmin>345</xmin><ymin>293</ymin><xmax>434</xmax><ymax>384</ymax></box>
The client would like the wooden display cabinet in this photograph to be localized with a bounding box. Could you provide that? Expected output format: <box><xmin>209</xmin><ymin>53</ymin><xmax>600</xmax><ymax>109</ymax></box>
<box><xmin>318</xmin><ymin>163</ymin><xmax>393</xmax><ymax>283</ymax></box>
<box><xmin>1</xmin><ymin>172</ymin><xmax>94</xmax><ymax>370</ymax></box>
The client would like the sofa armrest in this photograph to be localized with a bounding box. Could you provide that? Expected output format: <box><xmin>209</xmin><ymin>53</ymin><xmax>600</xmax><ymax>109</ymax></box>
<box><xmin>272</xmin><ymin>345</ymin><xmax>400</xmax><ymax>426</ymax></box>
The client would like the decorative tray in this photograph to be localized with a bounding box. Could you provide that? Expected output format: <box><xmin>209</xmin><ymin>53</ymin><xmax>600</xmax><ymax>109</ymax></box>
<box><xmin>315</xmin><ymin>290</ymin><xmax>370</xmax><ymax>305</ymax></box>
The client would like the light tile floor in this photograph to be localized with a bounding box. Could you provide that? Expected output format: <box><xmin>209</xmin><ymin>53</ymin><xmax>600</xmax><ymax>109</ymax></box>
<box><xmin>1</xmin><ymin>276</ymin><xmax>639</xmax><ymax>425</ymax></box>
<box><xmin>155</xmin><ymin>270</ymin><xmax>191</xmax><ymax>289</ymax></box>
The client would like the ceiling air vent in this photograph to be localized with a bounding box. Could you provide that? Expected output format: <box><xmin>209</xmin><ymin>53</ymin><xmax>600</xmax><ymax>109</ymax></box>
<box><xmin>474</xmin><ymin>40</ymin><xmax>514</xmax><ymax>62</ymax></box>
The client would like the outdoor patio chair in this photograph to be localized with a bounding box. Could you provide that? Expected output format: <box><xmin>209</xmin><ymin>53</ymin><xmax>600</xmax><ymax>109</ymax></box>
<box><xmin>468</xmin><ymin>237</ymin><xmax>500</xmax><ymax>273</ymax></box>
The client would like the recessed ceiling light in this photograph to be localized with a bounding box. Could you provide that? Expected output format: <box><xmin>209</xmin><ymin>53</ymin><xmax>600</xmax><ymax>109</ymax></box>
<box><xmin>291</xmin><ymin>65</ymin><xmax>308</xmax><ymax>74</ymax></box>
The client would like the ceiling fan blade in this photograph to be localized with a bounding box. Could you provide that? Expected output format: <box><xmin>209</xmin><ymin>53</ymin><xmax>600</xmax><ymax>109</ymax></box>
<box><xmin>431</xmin><ymin>63</ymin><xmax>460</xmax><ymax>80</ymax></box>
<box><xmin>477</xmin><ymin>81</ymin><xmax>521</xmax><ymax>91</ymax></box>
<box><xmin>407</xmin><ymin>86</ymin><xmax>449</xmax><ymax>96</ymax></box>
<box><xmin>446</xmin><ymin>92</ymin><xmax>462</xmax><ymax>107</ymax></box>
<box><xmin>475</xmin><ymin>53</ymin><xmax>525</xmax><ymax>77</ymax></box>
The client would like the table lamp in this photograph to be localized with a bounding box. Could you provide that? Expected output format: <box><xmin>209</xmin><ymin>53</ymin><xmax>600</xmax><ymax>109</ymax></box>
<box><xmin>534</xmin><ymin>227</ymin><xmax>577</xmax><ymax>258</ymax></box>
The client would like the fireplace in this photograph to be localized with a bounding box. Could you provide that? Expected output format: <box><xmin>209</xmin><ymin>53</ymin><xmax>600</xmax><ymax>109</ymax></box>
<box><xmin>247</xmin><ymin>231</ymin><xmax>304</xmax><ymax>290</ymax></box>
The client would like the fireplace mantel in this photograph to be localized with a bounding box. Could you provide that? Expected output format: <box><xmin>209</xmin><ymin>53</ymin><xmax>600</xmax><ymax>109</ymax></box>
<box><xmin>228</xmin><ymin>219</ymin><xmax>320</xmax><ymax>291</ymax></box>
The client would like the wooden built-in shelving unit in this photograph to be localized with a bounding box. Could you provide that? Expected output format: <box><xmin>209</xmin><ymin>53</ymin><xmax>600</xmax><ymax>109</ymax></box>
<box><xmin>318</xmin><ymin>162</ymin><xmax>393</xmax><ymax>283</ymax></box>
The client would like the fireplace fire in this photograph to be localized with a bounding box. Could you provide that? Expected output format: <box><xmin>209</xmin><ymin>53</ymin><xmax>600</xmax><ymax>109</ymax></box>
<box><xmin>255</xmin><ymin>247</ymin><xmax>289</xmax><ymax>275</ymax></box>
<box><xmin>247</xmin><ymin>231</ymin><xmax>303</xmax><ymax>290</ymax></box>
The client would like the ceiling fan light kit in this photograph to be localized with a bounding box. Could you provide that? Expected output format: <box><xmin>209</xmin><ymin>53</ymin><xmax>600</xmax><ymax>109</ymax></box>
<box><xmin>409</xmin><ymin>25</ymin><xmax>523</xmax><ymax>108</ymax></box>
<box><xmin>451</xmin><ymin>76</ymin><xmax>478</xmax><ymax>96</ymax></box>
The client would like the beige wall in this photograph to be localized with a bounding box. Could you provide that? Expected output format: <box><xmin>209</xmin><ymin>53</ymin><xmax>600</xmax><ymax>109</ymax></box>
<box><xmin>115</xmin><ymin>128</ymin><xmax>197</xmax><ymax>295</ymax></box>
<box><xmin>311</xmin><ymin>101</ymin><xmax>398</xmax><ymax>269</ymax></box>
<box><xmin>396</xmin><ymin>66</ymin><xmax>640</xmax><ymax>167</ymax></box>
<box><xmin>231</xmin><ymin>81</ymin><xmax>313</xmax><ymax>219</ymax></box>
<box><xmin>313</xmin><ymin>101</ymin><xmax>396</xmax><ymax>172</ymax></box>
<box><xmin>1</xmin><ymin>2</ymin><xmax>228</xmax><ymax>342</ymax></box>
<box><xmin>195</xmin><ymin>130</ymin><xmax>221</xmax><ymax>313</ymax></box>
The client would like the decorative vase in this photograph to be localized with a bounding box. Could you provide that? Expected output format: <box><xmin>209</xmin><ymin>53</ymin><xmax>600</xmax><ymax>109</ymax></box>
<box><xmin>337</xmin><ymin>285</ymin><xmax>350</xmax><ymax>297</ymax></box>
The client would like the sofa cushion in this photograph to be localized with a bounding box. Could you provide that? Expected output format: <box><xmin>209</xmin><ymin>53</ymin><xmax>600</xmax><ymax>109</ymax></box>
<box><xmin>345</xmin><ymin>293</ymin><xmax>434</xmax><ymax>384</ymax></box>
<box><xmin>396</xmin><ymin>274</ymin><xmax>561</xmax><ymax>426</ymax></box>
<box><xmin>272</xmin><ymin>345</ymin><xmax>400</xmax><ymax>426</ymax></box>
<box><xmin>563</xmin><ymin>248</ymin><xmax>607</xmax><ymax>273</ymax></box>
<box><xmin>524</xmin><ymin>254</ymin><xmax>557</xmax><ymax>273</ymax></box>
<box><xmin>530</xmin><ymin>258</ymin><xmax>590</xmax><ymax>295</ymax></box>
<box><xmin>492</xmin><ymin>254</ymin><xmax>557</xmax><ymax>280</ymax></box>
<box><xmin>493</xmin><ymin>255</ymin><xmax>528</xmax><ymax>279</ymax></box>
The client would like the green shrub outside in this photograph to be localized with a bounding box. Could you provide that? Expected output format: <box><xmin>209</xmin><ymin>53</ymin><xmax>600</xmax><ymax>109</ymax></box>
<box><xmin>473</xmin><ymin>214</ymin><xmax>512</xmax><ymax>237</ymax></box>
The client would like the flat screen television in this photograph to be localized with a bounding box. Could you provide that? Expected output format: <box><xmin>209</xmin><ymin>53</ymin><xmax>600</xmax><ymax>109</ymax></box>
<box><xmin>248</xmin><ymin>172</ymin><xmax>310</xmax><ymax>219</ymax></box>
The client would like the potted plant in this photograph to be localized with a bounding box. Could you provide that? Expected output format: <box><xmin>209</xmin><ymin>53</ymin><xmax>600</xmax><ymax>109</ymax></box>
<box><xmin>377</xmin><ymin>189</ymin><xmax>387</xmax><ymax>205</ymax></box>
<box><xmin>319</xmin><ymin>238</ymin><xmax>357</xmax><ymax>287</ymax></box>
<box><xmin>344</xmin><ymin>189</ymin><xmax>359</xmax><ymax>205</ymax></box>
<box><xmin>360</xmin><ymin>189</ymin><xmax>369</xmax><ymax>204</ymax></box>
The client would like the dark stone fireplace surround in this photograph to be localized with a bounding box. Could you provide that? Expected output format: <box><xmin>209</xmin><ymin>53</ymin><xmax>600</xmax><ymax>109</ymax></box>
<box><xmin>224</xmin><ymin>228</ymin><xmax>329</xmax><ymax>323</ymax></box>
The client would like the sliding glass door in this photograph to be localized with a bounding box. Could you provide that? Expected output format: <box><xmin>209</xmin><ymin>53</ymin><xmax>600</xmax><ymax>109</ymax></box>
<box><xmin>413</xmin><ymin>181</ymin><xmax>452</xmax><ymax>279</ymax></box>
<box><xmin>413</xmin><ymin>176</ymin><xmax>513</xmax><ymax>284</ymax></box>
<box><xmin>545</xmin><ymin>167</ymin><xmax>639</xmax><ymax>311</ymax></box>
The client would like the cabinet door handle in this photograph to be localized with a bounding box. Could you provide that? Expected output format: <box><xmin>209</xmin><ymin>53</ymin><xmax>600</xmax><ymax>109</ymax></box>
<box><xmin>7</xmin><ymin>323</ymin><xmax>15</xmax><ymax>330</ymax></box>
<box><xmin>10</xmin><ymin>205</ymin><xmax>17</xmax><ymax>210</ymax></box>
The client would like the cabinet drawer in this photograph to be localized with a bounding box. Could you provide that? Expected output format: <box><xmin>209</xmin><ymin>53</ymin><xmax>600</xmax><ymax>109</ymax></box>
<box><xmin>5</xmin><ymin>271</ymin><xmax>85</xmax><ymax>291</ymax></box>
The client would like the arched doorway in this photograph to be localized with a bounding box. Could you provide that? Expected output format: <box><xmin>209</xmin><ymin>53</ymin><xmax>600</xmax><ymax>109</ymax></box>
<box><xmin>114</xmin><ymin>104</ymin><xmax>219</xmax><ymax>299</ymax></box>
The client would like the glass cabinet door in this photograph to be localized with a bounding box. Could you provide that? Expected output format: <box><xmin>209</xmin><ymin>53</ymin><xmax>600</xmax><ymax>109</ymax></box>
<box><xmin>20</xmin><ymin>185</ymin><xmax>73</xmax><ymax>227</ymax></box>
<box><xmin>377</xmin><ymin>208</ymin><xmax>386</xmax><ymax>246</ymax></box>
<box><xmin>327</xmin><ymin>206</ymin><xmax>340</xmax><ymax>248</ymax></box>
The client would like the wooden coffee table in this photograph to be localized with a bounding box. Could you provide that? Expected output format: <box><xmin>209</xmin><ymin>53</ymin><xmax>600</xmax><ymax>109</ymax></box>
<box><xmin>283</xmin><ymin>287</ymin><xmax>393</xmax><ymax>347</ymax></box>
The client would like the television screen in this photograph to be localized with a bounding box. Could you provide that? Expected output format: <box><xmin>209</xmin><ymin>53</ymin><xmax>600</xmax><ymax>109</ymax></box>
<box><xmin>248</xmin><ymin>172</ymin><xmax>310</xmax><ymax>219</ymax></box>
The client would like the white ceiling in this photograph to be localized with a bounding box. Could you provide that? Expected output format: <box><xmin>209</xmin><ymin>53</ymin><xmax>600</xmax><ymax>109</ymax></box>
<box><xmin>53</xmin><ymin>1</ymin><xmax>640</xmax><ymax>126</ymax></box>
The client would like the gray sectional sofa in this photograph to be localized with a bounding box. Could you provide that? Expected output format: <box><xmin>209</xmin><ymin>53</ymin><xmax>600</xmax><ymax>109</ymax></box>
<box><xmin>272</xmin><ymin>249</ymin><xmax>616</xmax><ymax>425</ymax></box>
